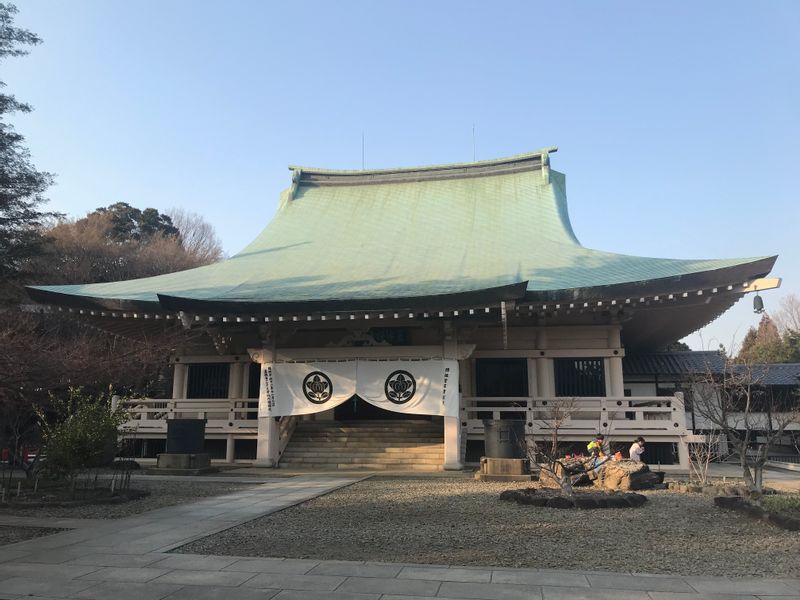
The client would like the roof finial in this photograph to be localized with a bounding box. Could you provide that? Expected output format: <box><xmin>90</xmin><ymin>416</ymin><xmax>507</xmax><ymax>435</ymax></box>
<box><xmin>542</xmin><ymin>150</ymin><xmax>550</xmax><ymax>184</ymax></box>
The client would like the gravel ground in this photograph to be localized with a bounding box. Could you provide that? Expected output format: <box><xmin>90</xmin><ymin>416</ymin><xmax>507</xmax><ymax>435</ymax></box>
<box><xmin>0</xmin><ymin>479</ymin><xmax>257</xmax><ymax>519</ymax></box>
<box><xmin>177</xmin><ymin>477</ymin><xmax>800</xmax><ymax>577</ymax></box>
<box><xmin>0</xmin><ymin>525</ymin><xmax>64</xmax><ymax>546</ymax></box>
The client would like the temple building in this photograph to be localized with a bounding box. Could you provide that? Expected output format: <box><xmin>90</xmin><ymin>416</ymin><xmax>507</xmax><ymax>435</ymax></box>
<box><xmin>27</xmin><ymin>148</ymin><xmax>780</xmax><ymax>470</ymax></box>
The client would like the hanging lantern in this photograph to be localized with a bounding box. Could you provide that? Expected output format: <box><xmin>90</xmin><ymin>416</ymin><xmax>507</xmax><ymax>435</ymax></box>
<box><xmin>753</xmin><ymin>293</ymin><xmax>764</xmax><ymax>314</ymax></box>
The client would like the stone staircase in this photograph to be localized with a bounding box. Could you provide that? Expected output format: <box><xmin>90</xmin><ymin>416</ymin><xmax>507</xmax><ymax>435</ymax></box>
<box><xmin>278</xmin><ymin>420</ymin><xmax>444</xmax><ymax>471</ymax></box>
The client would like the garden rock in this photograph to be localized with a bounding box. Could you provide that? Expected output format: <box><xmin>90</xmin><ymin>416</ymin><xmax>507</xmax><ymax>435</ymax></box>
<box><xmin>768</xmin><ymin>512</ymin><xmax>800</xmax><ymax>531</ymax></box>
<box><xmin>573</xmin><ymin>496</ymin><xmax>598</xmax><ymax>510</ymax></box>
<box><xmin>714</xmin><ymin>496</ymin><xmax>744</xmax><ymax>510</ymax></box>
<box><xmin>546</xmin><ymin>496</ymin><xmax>575</xmax><ymax>509</ymax></box>
<box><xmin>599</xmin><ymin>460</ymin><xmax>654</xmax><ymax>491</ymax></box>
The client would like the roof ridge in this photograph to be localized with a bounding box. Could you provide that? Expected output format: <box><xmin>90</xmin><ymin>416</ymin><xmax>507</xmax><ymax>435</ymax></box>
<box><xmin>288</xmin><ymin>147</ymin><xmax>558</xmax><ymax>185</ymax></box>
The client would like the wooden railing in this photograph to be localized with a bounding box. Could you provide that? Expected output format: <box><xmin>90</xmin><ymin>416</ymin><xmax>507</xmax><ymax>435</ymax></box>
<box><xmin>120</xmin><ymin>398</ymin><xmax>259</xmax><ymax>434</ymax></box>
<box><xmin>462</xmin><ymin>394</ymin><xmax>687</xmax><ymax>437</ymax></box>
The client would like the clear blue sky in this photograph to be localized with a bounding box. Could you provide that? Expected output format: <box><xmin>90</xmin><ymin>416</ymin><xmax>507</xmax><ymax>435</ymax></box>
<box><xmin>6</xmin><ymin>1</ymin><xmax>799</xmax><ymax>350</ymax></box>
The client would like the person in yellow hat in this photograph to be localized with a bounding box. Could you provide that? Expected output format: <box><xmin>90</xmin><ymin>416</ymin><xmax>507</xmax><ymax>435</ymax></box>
<box><xmin>587</xmin><ymin>433</ymin><xmax>611</xmax><ymax>472</ymax></box>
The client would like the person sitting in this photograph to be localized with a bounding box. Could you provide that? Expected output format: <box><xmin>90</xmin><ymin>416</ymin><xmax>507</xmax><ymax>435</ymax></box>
<box><xmin>587</xmin><ymin>434</ymin><xmax>611</xmax><ymax>472</ymax></box>
<box><xmin>629</xmin><ymin>436</ymin><xmax>646</xmax><ymax>462</ymax></box>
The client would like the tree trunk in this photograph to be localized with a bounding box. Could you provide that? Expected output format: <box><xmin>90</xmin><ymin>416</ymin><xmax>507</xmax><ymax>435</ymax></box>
<box><xmin>740</xmin><ymin>449</ymin><xmax>756</xmax><ymax>492</ymax></box>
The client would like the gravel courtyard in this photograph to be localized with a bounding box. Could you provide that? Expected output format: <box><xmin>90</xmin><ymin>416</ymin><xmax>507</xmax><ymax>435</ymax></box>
<box><xmin>0</xmin><ymin>478</ymin><xmax>257</xmax><ymax>519</ymax></box>
<box><xmin>177</xmin><ymin>477</ymin><xmax>800</xmax><ymax>577</ymax></box>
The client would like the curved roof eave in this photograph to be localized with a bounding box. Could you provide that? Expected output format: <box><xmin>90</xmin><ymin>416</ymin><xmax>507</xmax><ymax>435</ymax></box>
<box><xmin>24</xmin><ymin>150</ymin><xmax>778</xmax><ymax>318</ymax></box>
<box><xmin>523</xmin><ymin>255</ymin><xmax>777</xmax><ymax>303</ymax></box>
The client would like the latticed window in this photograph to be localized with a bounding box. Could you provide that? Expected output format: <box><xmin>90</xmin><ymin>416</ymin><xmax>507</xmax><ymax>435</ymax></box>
<box><xmin>554</xmin><ymin>358</ymin><xmax>606</xmax><ymax>397</ymax></box>
<box><xmin>186</xmin><ymin>363</ymin><xmax>230</xmax><ymax>399</ymax></box>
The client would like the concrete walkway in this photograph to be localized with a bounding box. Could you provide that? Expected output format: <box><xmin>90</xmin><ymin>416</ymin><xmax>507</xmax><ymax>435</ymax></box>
<box><xmin>0</xmin><ymin>474</ymin><xmax>799</xmax><ymax>600</ymax></box>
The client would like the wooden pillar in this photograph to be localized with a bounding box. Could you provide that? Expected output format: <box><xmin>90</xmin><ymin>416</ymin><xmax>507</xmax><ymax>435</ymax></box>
<box><xmin>608</xmin><ymin>357</ymin><xmax>624</xmax><ymax>397</ymax></box>
<box><xmin>443</xmin><ymin>415</ymin><xmax>462</xmax><ymax>470</ymax></box>
<box><xmin>172</xmin><ymin>362</ymin><xmax>187</xmax><ymax>399</ymax></box>
<box><xmin>255</xmin><ymin>343</ymin><xmax>280</xmax><ymax>467</ymax></box>
<box><xmin>535</xmin><ymin>328</ymin><xmax>553</xmax><ymax>397</ymax></box>
<box><xmin>229</xmin><ymin>361</ymin><xmax>244</xmax><ymax>399</ymax></box>
<box><xmin>443</xmin><ymin>321</ymin><xmax>463</xmax><ymax>470</ymax></box>
<box><xmin>607</xmin><ymin>325</ymin><xmax>624</xmax><ymax>398</ymax></box>
<box><xmin>536</xmin><ymin>358</ymin><xmax>553</xmax><ymax>397</ymax></box>
<box><xmin>677</xmin><ymin>437</ymin><xmax>690</xmax><ymax>471</ymax></box>
<box><xmin>226</xmin><ymin>433</ymin><xmax>235</xmax><ymax>463</ymax></box>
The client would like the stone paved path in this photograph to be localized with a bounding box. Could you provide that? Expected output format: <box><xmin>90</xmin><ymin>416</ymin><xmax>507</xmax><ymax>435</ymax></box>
<box><xmin>1</xmin><ymin>474</ymin><xmax>799</xmax><ymax>600</ymax></box>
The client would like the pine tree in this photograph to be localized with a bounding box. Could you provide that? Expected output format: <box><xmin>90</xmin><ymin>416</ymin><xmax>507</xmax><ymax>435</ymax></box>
<box><xmin>0</xmin><ymin>3</ymin><xmax>54</xmax><ymax>284</ymax></box>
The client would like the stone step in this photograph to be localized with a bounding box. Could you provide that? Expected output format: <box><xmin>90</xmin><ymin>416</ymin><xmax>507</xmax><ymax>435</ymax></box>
<box><xmin>288</xmin><ymin>440</ymin><xmax>443</xmax><ymax>447</ymax></box>
<box><xmin>283</xmin><ymin>420</ymin><xmax>445</xmax><ymax>470</ymax></box>
<box><xmin>286</xmin><ymin>443</ymin><xmax>443</xmax><ymax>448</ymax></box>
<box><xmin>278</xmin><ymin>462</ymin><xmax>442</xmax><ymax>471</ymax></box>
<box><xmin>280</xmin><ymin>458</ymin><xmax>442</xmax><ymax>465</ymax></box>
<box><xmin>292</xmin><ymin>434</ymin><xmax>444</xmax><ymax>446</ymax></box>
<box><xmin>294</xmin><ymin>431</ymin><xmax>444</xmax><ymax>442</ymax></box>
<box><xmin>283</xmin><ymin>448</ymin><xmax>444</xmax><ymax>460</ymax></box>
<box><xmin>281</xmin><ymin>452</ymin><xmax>443</xmax><ymax>461</ymax></box>
<box><xmin>285</xmin><ymin>447</ymin><xmax>444</xmax><ymax>453</ymax></box>
<box><xmin>294</xmin><ymin>427</ymin><xmax>441</xmax><ymax>434</ymax></box>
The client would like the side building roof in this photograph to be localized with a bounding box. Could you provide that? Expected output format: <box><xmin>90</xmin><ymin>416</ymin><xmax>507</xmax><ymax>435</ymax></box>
<box><xmin>624</xmin><ymin>352</ymin><xmax>800</xmax><ymax>387</ymax></box>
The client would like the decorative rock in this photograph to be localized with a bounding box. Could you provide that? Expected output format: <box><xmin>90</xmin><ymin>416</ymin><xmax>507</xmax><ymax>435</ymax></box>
<box><xmin>517</xmin><ymin>494</ymin><xmax>548</xmax><ymax>506</ymax></box>
<box><xmin>573</xmin><ymin>496</ymin><xmax>598</xmax><ymax>510</ymax></box>
<box><xmin>499</xmin><ymin>490</ymin><xmax>521</xmax><ymax>502</ymax></box>
<box><xmin>546</xmin><ymin>496</ymin><xmax>575</xmax><ymax>509</ymax></box>
<box><xmin>629</xmin><ymin>472</ymin><xmax>665</xmax><ymax>491</ymax></box>
<box><xmin>626</xmin><ymin>493</ymin><xmax>647</xmax><ymax>507</ymax></box>
<box><xmin>498</xmin><ymin>489</ymin><xmax>647</xmax><ymax>510</ymax></box>
<box><xmin>744</xmin><ymin>504</ymin><xmax>766</xmax><ymax>519</ymax></box>
<box><xmin>605</xmin><ymin>495</ymin><xmax>630</xmax><ymax>508</ymax></box>
<box><xmin>714</xmin><ymin>496</ymin><xmax>744</xmax><ymax>510</ymax></box>
<box><xmin>768</xmin><ymin>512</ymin><xmax>800</xmax><ymax>531</ymax></box>
<box><xmin>715</xmin><ymin>495</ymin><xmax>800</xmax><ymax>532</ymax></box>
<box><xmin>599</xmin><ymin>460</ymin><xmax>651</xmax><ymax>491</ymax></box>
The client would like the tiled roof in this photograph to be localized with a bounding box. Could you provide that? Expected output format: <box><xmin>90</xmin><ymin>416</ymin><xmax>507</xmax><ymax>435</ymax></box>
<box><xmin>738</xmin><ymin>363</ymin><xmax>800</xmax><ymax>386</ymax></box>
<box><xmin>28</xmin><ymin>149</ymin><xmax>775</xmax><ymax>309</ymax></box>
<box><xmin>623</xmin><ymin>351</ymin><xmax>726</xmax><ymax>376</ymax></box>
<box><xmin>624</xmin><ymin>352</ymin><xmax>800</xmax><ymax>386</ymax></box>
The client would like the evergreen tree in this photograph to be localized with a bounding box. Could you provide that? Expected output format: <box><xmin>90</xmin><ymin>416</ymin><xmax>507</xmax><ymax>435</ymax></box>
<box><xmin>93</xmin><ymin>202</ymin><xmax>179</xmax><ymax>242</ymax></box>
<box><xmin>0</xmin><ymin>3</ymin><xmax>54</xmax><ymax>283</ymax></box>
<box><xmin>737</xmin><ymin>314</ymin><xmax>790</xmax><ymax>363</ymax></box>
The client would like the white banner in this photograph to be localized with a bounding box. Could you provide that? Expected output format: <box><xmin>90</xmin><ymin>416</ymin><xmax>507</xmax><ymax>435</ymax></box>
<box><xmin>261</xmin><ymin>359</ymin><xmax>459</xmax><ymax>418</ymax></box>
<box><xmin>356</xmin><ymin>360</ymin><xmax>459</xmax><ymax>417</ymax></box>
<box><xmin>261</xmin><ymin>361</ymin><xmax>356</xmax><ymax>417</ymax></box>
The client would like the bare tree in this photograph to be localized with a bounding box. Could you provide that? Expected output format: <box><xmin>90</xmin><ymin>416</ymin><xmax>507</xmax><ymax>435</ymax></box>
<box><xmin>0</xmin><ymin>307</ymin><xmax>187</xmax><ymax>492</ymax></box>
<box><xmin>690</xmin><ymin>358</ymin><xmax>800</xmax><ymax>502</ymax></box>
<box><xmin>167</xmin><ymin>208</ymin><xmax>224</xmax><ymax>264</ymax></box>
<box><xmin>35</xmin><ymin>211</ymin><xmax>220</xmax><ymax>285</ymax></box>
<box><xmin>773</xmin><ymin>293</ymin><xmax>800</xmax><ymax>334</ymax></box>
<box><xmin>687</xmin><ymin>431</ymin><xmax>725</xmax><ymax>486</ymax></box>
<box><xmin>526</xmin><ymin>396</ymin><xmax>580</xmax><ymax>497</ymax></box>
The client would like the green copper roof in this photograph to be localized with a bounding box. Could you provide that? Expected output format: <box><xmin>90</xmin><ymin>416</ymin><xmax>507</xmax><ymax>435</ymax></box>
<box><xmin>29</xmin><ymin>149</ymin><xmax>775</xmax><ymax>310</ymax></box>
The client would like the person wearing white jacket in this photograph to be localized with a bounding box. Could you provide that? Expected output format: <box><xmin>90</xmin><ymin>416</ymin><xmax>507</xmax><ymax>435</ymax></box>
<box><xmin>629</xmin><ymin>437</ymin><xmax>646</xmax><ymax>462</ymax></box>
